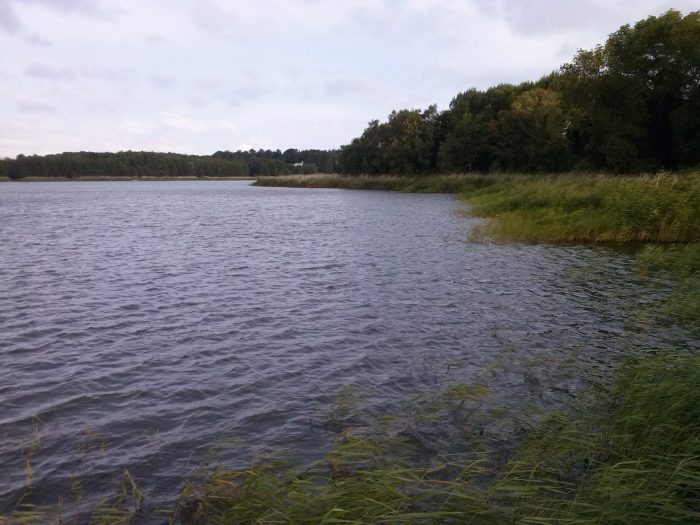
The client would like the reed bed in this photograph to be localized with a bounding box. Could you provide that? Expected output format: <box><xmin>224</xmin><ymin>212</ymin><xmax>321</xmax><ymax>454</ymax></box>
<box><xmin>637</xmin><ymin>243</ymin><xmax>700</xmax><ymax>324</ymax></box>
<box><xmin>6</xmin><ymin>355</ymin><xmax>698</xmax><ymax>523</ymax></box>
<box><xmin>462</xmin><ymin>172</ymin><xmax>700</xmax><ymax>243</ymax></box>
<box><xmin>253</xmin><ymin>174</ymin><xmax>495</xmax><ymax>193</ymax></box>
<box><xmin>168</xmin><ymin>354</ymin><xmax>700</xmax><ymax>524</ymax></box>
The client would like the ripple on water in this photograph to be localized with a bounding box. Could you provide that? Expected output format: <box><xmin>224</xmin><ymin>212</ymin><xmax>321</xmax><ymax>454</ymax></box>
<box><xmin>0</xmin><ymin>181</ymin><xmax>697</xmax><ymax>520</ymax></box>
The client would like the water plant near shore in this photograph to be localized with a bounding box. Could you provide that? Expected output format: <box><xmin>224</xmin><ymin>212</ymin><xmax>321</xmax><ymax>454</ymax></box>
<box><xmin>462</xmin><ymin>173</ymin><xmax>700</xmax><ymax>243</ymax></box>
<box><xmin>2</xmin><ymin>348</ymin><xmax>697</xmax><ymax>524</ymax></box>
<box><xmin>170</xmin><ymin>354</ymin><xmax>700</xmax><ymax>524</ymax></box>
<box><xmin>637</xmin><ymin>243</ymin><xmax>700</xmax><ymax>324</ymax></box>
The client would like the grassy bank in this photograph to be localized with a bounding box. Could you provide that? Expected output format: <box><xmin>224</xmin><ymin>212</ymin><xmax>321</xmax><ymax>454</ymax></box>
<box><xmin>637</xmin><ymin>243</ymin><xmax>700</xmax><ymax>324</ymax></box>
<box><xmin>462</xmin><ymin>173</ymin><xmax>700</xmax><ymax>243</ymax></box>
<box><xmin>254</xmin><ymin>173</ymin><xmax>494</xmax><ymax>193</ymax></box>
<box><xmin>171</xmin><ymin>354</ymin><xmax>700</xmax><ymax>524</ymax></box>
<box><xmin>2</xmin><ymin>176</ymin><xmax>256</xmax><ymax>182</ymax></box>
<box><xmin>256</xmin><ymin>172</ymin><xmax>700</xmax><ymax>243</ymax></box>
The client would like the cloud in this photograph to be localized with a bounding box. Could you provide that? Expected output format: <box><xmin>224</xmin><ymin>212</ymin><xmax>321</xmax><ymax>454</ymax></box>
<box><xmin>470</xmin><ymin>0</ymin><xmax>698</xmax><ymax>36</ymax></box>
<box><xmin>324</xmin><ymin>78</ymin><xmax>387</xmax><ymax>101</ymax></box>
<box><xmin>24</xmin><ymin>32</ymin><xmax>51</xmax><ymax>45</ymax></box>
<box><xmin>226</xmin><ymin>84</ymin><xmax>270</xmax><ymax>107</ymax></box>
<box><xmin>190</xmin><ymin>0</ymin><xmax>389</xmax><ymax>40</ymax></box>
<box><xmin>0</xmin><ymin>0</ymin><xmax>121</xmax><ymax>35</ymax></box>
<box><xmin>141</xmin><ymin>32</ymin><xmax>166</xmax><ymax>44</ymax></box>
<box><xmin>149</xmin><ymin>75</ymin><xmax>177</xmax><ymax>90</ymax></box>
<box><xmin>0</xmin><ymin>0</ymin><xmax>21</xmax><ymax>33</ymax></box>
<box><xmin>17</xmin><ymin>0</ymin><xmax>120</xmax><ymax>19</ymax></box>
<box><xmin>471</xmin><ymin>0</ymin><xmax>606</xmax><ymax>35</ymax></box>
<box><xmin>24</xmin><ymin>63</ymin><xmax>135</xmax><ymax>83</ymax></box>
<box><xmin>16</xmin><ymin>98</ymin><xmax>57</xmax><ymax>113</ymax></box>
<box><xmin>191</xmin><ymin>0</ymin><xmax>247</xmax><ymax>39</ymax></box>
<box><xmin>24</xmin><ymin>63</ymin><xmax>76</xmax><ymax>81</ymax></box>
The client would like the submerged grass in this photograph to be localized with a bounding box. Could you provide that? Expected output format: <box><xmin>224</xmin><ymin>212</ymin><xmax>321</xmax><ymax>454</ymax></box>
<box><xmin>492</xmin><ymin>354</ymin><xmax>700</xmax><ymax>524</ymax></box>
<box><xmin>637</xmin><ymin>243</ymin><xmax>700</xmax><ymax>324</ymax></box>
<box><xmin>168</xmin><ymin>355</ymin><xmax>700</xmax><ymax>524</ymax></box>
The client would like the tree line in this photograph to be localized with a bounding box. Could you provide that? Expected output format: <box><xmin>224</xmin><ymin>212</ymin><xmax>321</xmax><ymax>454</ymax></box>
<box><xmin>1</xmin><ymin>149</ymin><xmax>340</xmax><ymax>179</ymax></box>
<box><xmin>2</xmin><ymin>11</ymin><xmax>696</xmax><ymax>180</ymax></box>
<box><xmin>339</xmin><ymin>10</ymin><xmax>700</xmax><ymax>174</ymax></box>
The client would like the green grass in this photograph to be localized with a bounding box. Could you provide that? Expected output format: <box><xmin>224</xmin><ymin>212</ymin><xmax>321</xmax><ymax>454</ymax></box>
<box><xmin>490</xmin><ymin>354</ymin><xmax>700</xmax><ymax>524</ymax></box>
<box><xmin>636</xmin><ymin>243</ymin><xmax>700</xmax><ymax>324</ymax></box>
<box><xmin>253</xmin><ymin>173</ymin><xmax>496</xmax><ymax>193</ymax></box>
<box><xmin>163</xmin><ymin>355</ymin><xmax>700</xmax><ymax>524</ymax></box>
<box><xmin>461</xmin><ymin>173</ymin><xmax>700</xmax><ymax>243</ymax></box>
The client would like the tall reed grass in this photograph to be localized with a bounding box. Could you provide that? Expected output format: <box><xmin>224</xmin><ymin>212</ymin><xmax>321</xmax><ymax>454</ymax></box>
<box><xmin>253</xmin><ymin>174</ymin><xmax>495</xmax><ymax>193</ymax></box>
<box><xmin>166</xmin><ymin>355</ymin><xmax>700</xmax><ymax>524</ymax></box>
<box><xmin>462</xmin><ymin>173</ymin><xmax>700</xmax><ymax>243</ymax></box>
<box><xmin>637</xmin><ymin>243</ymin><xmax>700</xmax><ymax>324</ymax></box>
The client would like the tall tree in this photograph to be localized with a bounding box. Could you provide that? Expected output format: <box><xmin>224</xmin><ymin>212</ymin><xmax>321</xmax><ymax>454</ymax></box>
<box><xmin>561</xmin><ymin>9</ymin><xmax>700</xmax><ymax>171</ymax></box>
<box><xmin>491</xmin><ymin>88</ymin><xmax>572</xmax><ymax>172</ymax></box>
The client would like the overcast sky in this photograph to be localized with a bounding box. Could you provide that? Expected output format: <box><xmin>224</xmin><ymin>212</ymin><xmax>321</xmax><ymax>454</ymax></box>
<box><xmin>0</xmin><ymin>0</ymin><xmax>696</xmax><ymax>157</ymax></box>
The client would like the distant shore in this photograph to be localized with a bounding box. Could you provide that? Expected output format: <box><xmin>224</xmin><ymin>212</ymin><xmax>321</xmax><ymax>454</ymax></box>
<box><xmin>0</xmin><ymin>176</ymin><xmax>256</xmax><ymax>182</ymax></box>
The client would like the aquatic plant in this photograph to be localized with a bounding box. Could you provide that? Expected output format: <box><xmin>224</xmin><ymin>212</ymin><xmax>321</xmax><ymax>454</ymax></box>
<box><xmin>168</xmin><ymin>354</ymin><xmax>700</xmax><ymax>524</ymax></box>
<box><xmin>462</xmin><ymin>172</ymin><xmax>700</xmax><ymax>243</ymax></box>
<box><xmin>637</xmin><ymin>243</ymin><xmax>700</xmax><ymax>324</ymax></box>
<box><xmin>2</xmin><ymin>354</ymin><xmax>697</xmax><ymax>524</ymax></box>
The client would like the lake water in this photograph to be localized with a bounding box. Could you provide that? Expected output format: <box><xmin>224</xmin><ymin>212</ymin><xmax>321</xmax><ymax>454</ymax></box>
<box><xmin>1</xmin><ymin>181</ymin><xmax>697</xmax><ymax>521</ymax></box>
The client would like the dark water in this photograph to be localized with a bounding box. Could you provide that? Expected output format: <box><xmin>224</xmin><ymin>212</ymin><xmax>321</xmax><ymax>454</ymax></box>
<box><xmin>0</xmin><ymin>181</ymin><xmax>697</xmax><ymax>520</ymax></box>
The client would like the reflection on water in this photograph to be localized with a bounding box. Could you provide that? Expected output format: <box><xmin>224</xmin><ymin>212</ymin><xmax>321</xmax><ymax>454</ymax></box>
<box><xmin>0</xmin><ymin>181</ymin><xmax>696</xmax><ymax>519</ymax></box>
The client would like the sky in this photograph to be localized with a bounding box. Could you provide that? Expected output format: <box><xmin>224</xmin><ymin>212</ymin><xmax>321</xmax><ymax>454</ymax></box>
<box><xmin>0</xmin><ymin>0</ymin><xmax>696</xmax><ymax>157</ymax></box>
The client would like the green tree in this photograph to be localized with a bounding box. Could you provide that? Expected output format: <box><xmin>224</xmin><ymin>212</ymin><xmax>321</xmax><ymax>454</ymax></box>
<box><xmin>561</xmin><ymin>9</ymin><xmax>700</xmax><ymax>171</ymax></box>
<box><xmin>491</xmin><ymin>88</ymin><xmax>572</xmax><ymax>172</ymax></box>
<box><xmin>437</xmin><ymin>85</ymin><xmax>517</xmax><ymax>172</ymax></box>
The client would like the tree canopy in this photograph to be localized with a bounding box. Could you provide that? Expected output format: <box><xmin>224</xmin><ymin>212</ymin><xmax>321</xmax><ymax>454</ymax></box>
<box><xmin>3</xmin><ymin>149</ymin><xmax>339</xmax><ymax>180</ymax></box>
<box><xmin>340</xmin><ymin>9</ymin><xmax>700</xmax><ymax>174</ymax></box>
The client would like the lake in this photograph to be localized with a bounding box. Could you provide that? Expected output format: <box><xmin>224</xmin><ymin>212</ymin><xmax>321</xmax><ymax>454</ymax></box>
<box><xmin>0</xmin><ymin>181</ymin><xmax>697</xmax><ymax>521</ymax></box>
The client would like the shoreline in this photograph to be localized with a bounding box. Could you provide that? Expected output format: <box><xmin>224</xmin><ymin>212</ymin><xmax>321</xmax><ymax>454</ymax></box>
<box><xmin>255</xmin><ymin>172</ymin><xmax>700</xmax><ymax>243</ymax></box>
<box><xmin>0</xmin><ymin>176</ymin><xmax>256</xmax><ymax>182</ymax></box>
<box><xmin>0</xmin><ymin>176</ymin><xmax>257</xmax><ymax>182</ymax></box>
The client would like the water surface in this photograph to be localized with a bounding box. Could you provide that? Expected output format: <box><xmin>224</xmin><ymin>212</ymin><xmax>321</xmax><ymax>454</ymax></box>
<box><xmin>0</xmin><ymin>181</ymin><xmax>696</xmax><ymax>520</ymax></box>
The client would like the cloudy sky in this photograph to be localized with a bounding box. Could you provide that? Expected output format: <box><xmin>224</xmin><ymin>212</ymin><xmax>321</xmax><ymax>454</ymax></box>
<box><xmin>0</xmin><ymin>0</ymin><xmax>696</xmax><ymax>157</ymax></box>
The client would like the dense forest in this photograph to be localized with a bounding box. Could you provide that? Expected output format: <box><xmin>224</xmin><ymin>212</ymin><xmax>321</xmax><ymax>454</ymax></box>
<box><xmin>0</xmin><ymin>149</ymin><xmax>340</xmax><ymax>179</ymax></box>
<box><xmin>340</xmin><ymin>10</ymin><xmax>700</xmax><ymax>174</ymax></box>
